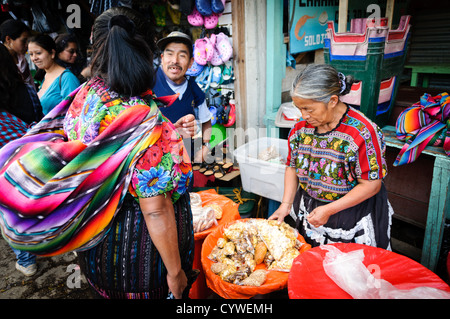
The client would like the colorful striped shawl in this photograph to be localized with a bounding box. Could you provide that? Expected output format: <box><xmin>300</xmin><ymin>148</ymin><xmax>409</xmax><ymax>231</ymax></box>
<box><xmin>394</xmin><ymin>92</ymin><xmax>450</xmax><ymax>166</ymax></box>
<box><xmin>0</xmin><ymin>85</ymin><xmax>166</xmax><ymax>256</ymax></box>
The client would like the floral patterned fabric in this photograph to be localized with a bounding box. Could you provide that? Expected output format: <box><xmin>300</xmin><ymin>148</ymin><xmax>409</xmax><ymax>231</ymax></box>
<box><xmin>64</xmin><ymin>77</ymin><xmax>192</xmax><ymax>203</ymax></box>
<box><xmin>287</xmin><ymin>106</ymin><xmax>387</xmax><ymax>203</ymax></box>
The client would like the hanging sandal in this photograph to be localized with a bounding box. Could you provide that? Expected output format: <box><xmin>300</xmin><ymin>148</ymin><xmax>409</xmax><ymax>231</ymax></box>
<box><xmin>222</xmin><ymin>60</ymin><xmax>233</xmax><ymax>81</ymax></box>
<box><xmin>211</xmin><ymin>0</ymin><xmax>225</xmax><ymax>14</ymax></box>
<box><xmin>204</xmin><ymin>13</ymin><xmax>219</xmax><ymax>29</ymax></box>
<box><xmin>223</xmin><ymin>98</ymin><xmax>236</xmax><ymax>127</ymax></box>
<box><xmin>167</xmin><ymin>3</ymin><xmax>181</xmax><ymax>24</ymax></box>
<box><xmin>195</xmin><ymin>65</ymin><xmax>212</xmax><ymax>91</ymax></box>
<box><xmin>187</xmin><ymin>7</ymin><xmax>204</xmax><ymax>27</ymax></box>
<box><xmin>186</xmin><ymin>60</ymin><xmax>205</xmax><ymax>77</ymax></box>
<box><xmin>209</xmin><ymin>105</ymin><xmax>217</xmax><ymax>125</ymax></box>
<box><xmin>210</xmin><ymin>65</ymin><xmax>223</xmax><ymax>88</ymax></box>
<box><xmin>216</xmin><ymin>32</ymin><xmax>233</xmax><ymax>63</ymax></box>
<box><xmin>195</xmin><ymin>0</ymin><xmax>212</xmax><ymax>16</ymax></box>
<box><xmin>194</xmin><ymin>38</ymin><xmax>210</xmax><ymax>65</ymax></box>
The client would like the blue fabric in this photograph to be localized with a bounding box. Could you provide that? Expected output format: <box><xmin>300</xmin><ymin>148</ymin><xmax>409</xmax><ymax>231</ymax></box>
<box><xmin>12</xmin><ymin>247</ymin><xmax>36</xmax><ymax>267</ymax></box>
<box><xmin>40</xmin><ymin>69</ymin><xmax>80</xmax><ymax>115</ymax></box>
<box><xmin>152</xmin><ymin>67</ymin><xmax>205</xmax><ymax>124</ymax></box>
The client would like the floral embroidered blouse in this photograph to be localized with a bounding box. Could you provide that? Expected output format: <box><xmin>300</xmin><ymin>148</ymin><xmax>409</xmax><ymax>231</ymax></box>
<box><xmin>63</xmin><ymin>77</ymin><xmax>192</xmax><ymax>203</ymax></box>
<box><xmin>287</xmin><ymin>105</ymin><xmax>387</xmax><ymax>202</ymax></box>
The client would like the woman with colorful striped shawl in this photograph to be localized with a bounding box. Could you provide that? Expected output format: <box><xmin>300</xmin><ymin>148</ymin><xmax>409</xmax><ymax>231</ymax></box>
<box><xmin>0</xmin><ymin>7</ymin><xmax>195</xmax><ymax>299</ymax></box>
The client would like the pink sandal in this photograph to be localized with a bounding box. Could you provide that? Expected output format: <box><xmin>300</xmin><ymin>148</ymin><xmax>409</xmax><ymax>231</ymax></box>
<box><xmin>204</xmin><ymin>13</ymin><xmax>219</xmax><ymax>29</ymax></box>
<box><xmin>194</xmin><ymin>38</ymin><xmax>208</xmax><ymax>65</ymax></box>
<box><xmin>210</xmin><ymin>44</ymin><xmax>224</xmax><ymax>66</ymax></box>
<box><xmin>204</xmin><ymin>36</ymin><xmax>214</xmax><ymax>62</ymax></box>
<box><xmin>187</xmin><ymin>7</ymin><xmax>204</xmax><ymax>26</ymax></box>
<box><xmin>209</xmin><ymin>33</ymin><xmax>223</xmax><ymax>66</ymax></box>
<box><xmin>216</xmin><ymin>32</ymin><xmax>233</xmax><ymax>63</ymax></box>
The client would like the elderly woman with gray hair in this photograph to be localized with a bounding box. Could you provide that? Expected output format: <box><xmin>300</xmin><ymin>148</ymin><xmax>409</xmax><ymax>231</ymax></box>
<box><xmin>269</xmin><ymin>64</ymin><xmax>393</xmax><ymax>250</ymax></box>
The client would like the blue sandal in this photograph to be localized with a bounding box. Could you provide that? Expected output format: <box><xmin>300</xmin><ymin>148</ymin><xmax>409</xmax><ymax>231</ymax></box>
<box><xmin>195</xmin><ymin>0</ymin><xmax>212</xmax><ymax>16</ymax></box>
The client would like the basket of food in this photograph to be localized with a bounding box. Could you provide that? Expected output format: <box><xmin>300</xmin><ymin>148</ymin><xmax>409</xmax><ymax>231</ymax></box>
<box><xmin>201</xmin><ymin>218</ymin><xmax>311</xmax><ymax>299</ymax></box>
<box><xmin>189</xmin><ymin>189</ymin><xmax>242</xmax><ymax>299</ymax></box>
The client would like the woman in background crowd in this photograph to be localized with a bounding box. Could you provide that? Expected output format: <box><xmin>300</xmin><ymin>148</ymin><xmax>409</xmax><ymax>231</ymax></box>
<box><xmin>0</xmin><ymin>19</ymin><xmax>34</xmax><ymax>88</ymax></box>
<box><xmin>28</xmin><ymin>34</ymin><xmax>80</xmax><ymax>115</ymax></box>
<box><xmin>55</xmin><ymin>33</ymin><xmax>87</xmax><ymax>82</ymax></box>
<box><xmin>0</xmin><ymin>43</ymin><xmax>38</xmax><ymax>276</ymax></box>
<box><xmin>0</xmin><ymin>41</ymin><xmax>42</xmax><ymax>124</ymax></box>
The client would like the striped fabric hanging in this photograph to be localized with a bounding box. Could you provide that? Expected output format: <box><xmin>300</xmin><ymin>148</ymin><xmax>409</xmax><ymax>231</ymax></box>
<box><xmin>394</xmin><ymin>92</ymin><xmax>450</xmax><ymax>166</ymax></box>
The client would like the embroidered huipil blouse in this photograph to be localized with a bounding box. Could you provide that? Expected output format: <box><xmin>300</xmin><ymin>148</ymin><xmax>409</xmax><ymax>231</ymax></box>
<box><xmin>286</xmin><ymin>106</ymin><xmax>387</xmax><ymax>202</ymax></box>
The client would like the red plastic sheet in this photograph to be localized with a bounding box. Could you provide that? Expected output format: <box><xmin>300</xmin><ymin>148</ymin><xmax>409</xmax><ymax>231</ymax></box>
<box><xmin>288</xmin><ymin>243</ymin><xmax>450</xmax><ymax>299</ymax></box>
<box><xmin>190</xmin><ymin>189</ymin><xmax>241</xmax><ymax>299</ymax></box>
<box><xmin>201</xmin><ymin>218</ymin><xmax>311</xmax><ymax>299</ymax></box>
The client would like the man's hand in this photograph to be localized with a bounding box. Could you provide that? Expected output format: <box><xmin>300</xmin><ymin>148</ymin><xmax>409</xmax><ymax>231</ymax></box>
<box><xmin>174</xmin><ymin>114</ymin><xmax>196</xmax><ymax>138</ymax></box>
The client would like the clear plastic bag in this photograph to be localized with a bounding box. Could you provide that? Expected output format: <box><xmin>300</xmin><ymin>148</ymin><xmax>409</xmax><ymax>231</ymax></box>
<box><xmin>190</xmin><ymin>193</ymin><xmax>218</xmax><ymax>233</ymax></box>
<box><xmin>321</xmin><ymin>245</ymin><xmax>450</xmax><ymax>299</ymax></box>
<box><xmin>257</xmin><ymin>146</ymin><xmax>284</xmax><ymax>164</ymax></box>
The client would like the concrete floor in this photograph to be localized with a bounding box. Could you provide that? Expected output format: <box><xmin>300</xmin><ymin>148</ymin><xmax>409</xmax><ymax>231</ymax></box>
<box><xmin>0</xmin><ymin>237</ymin><xmax>94</xmax><ymax>299</ymax></box>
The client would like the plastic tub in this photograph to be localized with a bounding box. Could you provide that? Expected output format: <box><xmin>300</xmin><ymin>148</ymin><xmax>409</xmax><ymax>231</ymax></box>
<box><xmin>233</xmin><ymin>137</ymin><xmax>288</xmax><ymax>202</ymax></box>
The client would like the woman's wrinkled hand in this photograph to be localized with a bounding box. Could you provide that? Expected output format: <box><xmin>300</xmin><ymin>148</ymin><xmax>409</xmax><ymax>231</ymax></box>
<box><xmin>306</xmin><ymin>205</ymin><xmax>332</xmax><ymax>228</ymax></box>
<box><xmin>268</xmin><ymin>202</ymin><xmax>292</xmax><ymax>223</ymax></box>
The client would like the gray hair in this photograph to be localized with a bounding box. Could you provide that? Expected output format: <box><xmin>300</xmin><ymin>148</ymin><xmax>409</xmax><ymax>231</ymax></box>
<box><xmin>290</xmin><ymin>64</ymin><xmax>353</xmax><ymax>103</ymax></box>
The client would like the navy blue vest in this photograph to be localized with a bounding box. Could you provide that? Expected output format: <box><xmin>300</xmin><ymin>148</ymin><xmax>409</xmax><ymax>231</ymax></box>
<box><xmin>152</xmin><ymin>67</ymin><xmax>205</xmax><ymax>124</ymax></box>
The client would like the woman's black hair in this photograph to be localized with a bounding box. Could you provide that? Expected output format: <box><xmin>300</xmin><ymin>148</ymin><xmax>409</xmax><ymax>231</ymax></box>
<box><xmin>0</xmin><ymin>43</ymin><xmax>25</xmax><ymax>112</ymax></box>
<box><xmin>0</xmin><ymin>19</ymin><xmax>29</xmax><ymax>42</ymax></box>
<box><xmin>28</xmin><ymin>33</ymin><xmax>56</xmax><ymax>55</ymax></box>
<box><xmin>55</xmin><ymin>33</ymin><xmax>78</xmax><ymax>55</ymax></box>
<box><xmin>90</xmin><ymin>7</ymin><xmax>155</xmax><ymax>96</ymax></box>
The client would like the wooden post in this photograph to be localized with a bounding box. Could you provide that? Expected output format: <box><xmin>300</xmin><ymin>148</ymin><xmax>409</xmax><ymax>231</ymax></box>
<box><xmin>421</xmin><ymin>157</ymin><xmax>450</xmax><ymax>271</ymax></box>
<box><xmin>231</xmin><ymin>0</ymin><xmax>247</xmax><ymax>135</ymax></box>
<box><xmin>338</xmin><ymin>0</ymin><xmax>348</xmax><ymax>33</ymax></box>
<box><xmin>265</xmin><ymin>0</ymin><xmax>285</xmax><ymax>137</ymax></box>
<box><xmin>385</xmin><ymin>0</ymin><xmax>395</xmax><ymax>29</ymax></box>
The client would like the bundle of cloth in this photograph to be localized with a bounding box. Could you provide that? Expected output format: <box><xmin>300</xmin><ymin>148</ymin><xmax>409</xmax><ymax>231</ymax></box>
<box><xmin>394</xmin><ymin>92</ymin><xmax>450</xmax><ymax>166</ymax></box>
<box><xmin>0</xmin><ymin>86</ymin><xmax>177</xmax><ymax>256</ymax></box>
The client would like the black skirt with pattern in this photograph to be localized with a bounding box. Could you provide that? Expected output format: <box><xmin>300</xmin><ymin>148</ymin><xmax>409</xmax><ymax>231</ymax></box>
<box><xmin>77</xmin><ymin>192</ymin><xmax>195</xmax><ymax>299</ymax></box>
<box><xmin>288</xmin><ymin>183</ymin><xmax>393</xmax><ymax>250</ymax></box>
